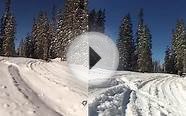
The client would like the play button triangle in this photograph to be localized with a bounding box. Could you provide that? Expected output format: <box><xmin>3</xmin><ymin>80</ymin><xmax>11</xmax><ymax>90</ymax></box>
<box><xmin>89</xmin><ymin>47</ymin><xmax>101</xmax><ymax>69</ymax></box>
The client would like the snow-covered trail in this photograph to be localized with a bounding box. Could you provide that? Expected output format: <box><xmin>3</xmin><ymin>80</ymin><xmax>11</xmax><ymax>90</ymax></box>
<box><xmin>1</xmin><ymin>56</ymin><xmax>186</xmax><ymax>116</ymax></box>
<box><xmin>8</xmin><ymin>65</ymin><xmax>62</xmax><ymax>116</ymax></box>
<box><xmin>109</xmin><ymin>73</ymin><xmax>186</xmax><ymax>116</ymax></box>
<box><xmin>0</xmin><ymin>58</ymin><xmax>61</xmax><ymax>116</ymax></box>
<box><xmin>89</xmin><ymin>71</ymin><xmax>186</xmax><ymax>116</ymax></box>
<box><xmin>0</xmin><ymin>57</ymin><xmax>87</xmax><ymax>116</ymax></box>
<box><xmin>22</xmin><ymin>59</ymin><xmax>88</xmax><ymax>116</ymax></box>
<box><xmin>126</xmin><ymin>74</ymin><xmax>186</xmax><ymax>116</ymax></box>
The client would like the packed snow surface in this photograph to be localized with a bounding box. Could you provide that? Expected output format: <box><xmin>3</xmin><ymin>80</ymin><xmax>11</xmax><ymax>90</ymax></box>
<box><xmin>0</xmin><ymin>56</ymin><xmax>186</xmax><ymax>116</ymax></box>
<box><xmin>0</xmin><ymin>57</ymin><xmax>87</xmax><ymax>116</ymax></box>
<box><xmin>89</xmin><ymin>71</ymin><xmax>186</xmax><ymax>116</ymax></box>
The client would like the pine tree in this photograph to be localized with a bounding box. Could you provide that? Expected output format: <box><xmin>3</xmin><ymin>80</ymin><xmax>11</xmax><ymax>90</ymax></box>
<box><xmin>164</xmin><ymin>46</ymin><xmax>177</xmax><ymax>73</ymax></box>
<box><xmin>117</xmin><ymin>14</ymin><xmax>135</xmax><ymax>71</ymax></box>
<box><xmin>57</xmin><ymin>0</ymin><xmax>88</xmax><ymax>61</ymax></box>
<box><xmin>164</xmin><ymin>47</ymin><xmax>171</xmax><ymax>73</ymax></box>
<box><xmin>30</xmin><ymin>18</ymin><xmax>37</xmax><ymax>58</ymax></box>
<box><xmin>88</xmin><ymin>9</ymin><xmax>106</xmax><ymax>33</ymax></box>
<box><xmin>135</xmin><ymin>9</ymin><xmax>144</xmax><ymax>71</ymax></box>
<box><xmin>18</xmin><ymin>39</ymin><xmax>25</xmax><ymax>57</ymax></box>
<box><xmin>0</xmin><ymin>0</ymin><xmax>16</xmax><ymax>56</ymax></box>
<box><xmin>0</xmin><ymin>17</ymin><xmax>3</xmax><ymax>55</ymax></box>
<box><xmin>24</xmin><ymin>34</ymin><xmax>33</xmax><ymax>58</ymax></box>
<box><xmin>182</xmin><ymin>23</ymin><xmax>186</xmax><ymax>74</ymax></box>
<box><xmin>153</xmin><ymin>60</ymin><xmax>162</xmax><ymax>73</ymax></box>
<box><xmin>144</xmin><ymin>25</ymin><xmax>153</xmax><ymax>71</ymax></box>
<box><xmin>75</xmin><ymin>0</ymin><xmax>88</xmax><ymax>36</ymax></box>
<box><xmin>54</xmin><ymin>8</ymin><xmax>63</xmax><ymax>58</ymax></box>
<box><xmin>32</xmin><ymin>12</ymin><xmax>51</xmax><ymax>60</ymax></box>
<box><xmin>49</xmin><ymin>5</ymin><xmax>58</xmax><ymax>59</ymax></box>
<box><xmin>136</xmin><ymin>9</ymin><xmax>153</xmax><ymax>72</ymax></box>
<box><xmin>88</xmin><ymin>9</ymin><xmax>97</xmax><ymax>32</ymax></box>
<box><xmin>183</xmin><ymin>48</ymin><xmax>186</xmax><ymax>73</ymax></box>
<box><xmin>96</xmin><ymin>9</ymin><xmax>105</xmax><ymax>33</ymax></box>
<box><xmin>172</xmin><ymin>19</ymin><xmax>186</xmax><ymax>74</ymax></box>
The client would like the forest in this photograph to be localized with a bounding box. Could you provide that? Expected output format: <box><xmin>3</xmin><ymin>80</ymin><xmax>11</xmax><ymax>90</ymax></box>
<box><xmin>0</xmin><ymin>0</ymin><xmax>185</xmax><ymax>75</ymax></box>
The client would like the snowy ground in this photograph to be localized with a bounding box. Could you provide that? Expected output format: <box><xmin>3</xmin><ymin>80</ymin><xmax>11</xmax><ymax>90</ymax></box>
<box><xmin>89</xmin><ymin>71</ymin><xmax>186</xmax><ymax>116</ymax></box>
<box><xmin>0</xmin><ymin>57</ymin><xmax>87</xmax><ymax>116</ymax></box>
<box><xmin>0</xmin><ymin>56</ymin><xmax>186</xmax><ymax>116</ymax></box>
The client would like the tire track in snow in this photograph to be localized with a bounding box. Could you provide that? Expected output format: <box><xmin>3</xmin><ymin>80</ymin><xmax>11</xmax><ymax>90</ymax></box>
<box><xmin>27</xmin><ymin>60</ymin><xmax>87</xmax><ymax>97</ymax></box>
<box><xmin>139</xmin><ymin>77</ymin><xmax>175</xmax><ymax>115</ymax></box>
<box><xmin>121</xmin><ymin>76</ymin><xmax>175</xmax><ymax>115</ymax></box>
<box><xmin>89</xmin><ymin>84</ymin><xmax>132</xmax><ymax>116</ymax></box>
<box><xmin>134</xmin><ymin>75</ymin><xmax>186</xmax><ymax>116</ymax></box>
<box><xmin>8</xmin><ymin>65</ymin><xmax>63</xmax><ymax>116</ymax></box>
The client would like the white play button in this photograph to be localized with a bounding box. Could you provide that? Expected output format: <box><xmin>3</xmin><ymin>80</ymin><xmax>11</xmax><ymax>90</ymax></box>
<box><xmin>67</xmin><ymin>32</ymin><xmax>119</xmax><ymax>84</ymax></box>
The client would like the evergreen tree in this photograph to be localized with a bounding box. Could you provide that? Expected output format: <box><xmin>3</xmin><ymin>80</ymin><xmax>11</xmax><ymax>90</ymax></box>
<box><xmin>24</xmin><ymin>34</ymin><xmax>33</xmax><ymax>58</ymax></box>
<box><xmin>117</xmin><ymin>14</ymin><xmax>135</xmax><ymax>71</ymax></box>
<box><xmin>18</xmin><ymin>39</ymin><xmax>25</xmax><ymax>57</ymax></box>
<box><xmin>135</xmin><ymin>9</ymin><xmax>144</xmax><ymax>71</ymax></box>
<box><xmin>88</xmin><ymin>9</ymin><xmax>97</xmax><ymax>32</ymax></box>
<box><xmin>96</xmin><ymin>9</ymin><xmax>105</xmax><ymax>33</ymax></box>
<box><xmin>0</xmin><ymin>19</ymin><xmax>3</xmax><ymax>55</ymax></box>
<box><xmin>75</xmin><ymin>0</ymin><xmax>88</xmax><ymax>36</ymax></box>
<box><xmin>49</xmin><ymin>5</ymin><xmax>58</xmax><ymax>59</ymax></box>
<box><xmin>32</xmin><ymin>12</ymin><xmax>51</xmax><ymax>60</ymax></box>
<box><xmin>153</xmin><ymin>60</ymin><xmax>162</xmax><ymax>73</ymax></box>
<box><xmin>30</xmin><ymin>18</ymin><xmax>37</xmax><ymax>58</ymax></box>
<box><xmin>136</xmin><ymin>9</ymin><xmax>153</xmax><ymax>72</ymax></box>
<box><xmin>164</xmin><ymin>46</ymin><xmax>177</xmax><ymax>73</ymax></box>
<box><xmin>0</xmin><ymin>0</ymin><xmax>16</xmax><ymax>56</ymax></box>
<box><xmin>57</xmin><ymin>0</ymin><xmax>88</xmax><ymax>61</ymax></box>
<box><xmin>181</xmin><ymin>22</ymin><xmax>186</xmax><ymax>74</ymax></box>
<box><xmin>183</xmin><ymin>48</ymin><xmax>186</xmax><ymax>73</ymax></box>
<box><xmin>0</xmin><ymin>17</ymin><xmax>3</xmax><ymax>55</ymax></box>
<box><xmin>88</xmin><ymin>9</ymin><xmax>105</xmax><ymax>33</ymax></box>
<box><xmin>54</xmin><ymin>8</ymin><xmax>63</xmax><ymax>58</ymax></box>
<box><xmin>172</xmin><ymin>19</ymin><xmax>186</xmax><ymax>73</ymax></box>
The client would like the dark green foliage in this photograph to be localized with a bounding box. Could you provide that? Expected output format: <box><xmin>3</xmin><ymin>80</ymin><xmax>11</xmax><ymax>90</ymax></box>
<box><xmin>172</xmin><ymin>19</ymin><xmax>186</xmax><ymax>73</ymax></box>
<box><xmin>0</xmin><ymin>0</ymin><xmax>16</xmax><ymax>56</ymax></box>
<box><xmin>88</xmin><ymin>9</ymin><xmax>105</xmax><ymax>33</ymax></box>
<box><xmin>136</xmin><ymin>9</ymin><xmax>153</xmax><ymax>72</ymax></box>
<box><xmin>57</xmin><ymin>0</ymin><xmax>88</xmax><ymax>61</ymax></box>
<box><xmin>164</xmin><ymin>46</ymin><xmax>177</xmax><ymax>74</ymax></box>
<box><xmin>117</xmin><ymin>14</ymin><xmax>135</xmax><ymax>71</ymax></box>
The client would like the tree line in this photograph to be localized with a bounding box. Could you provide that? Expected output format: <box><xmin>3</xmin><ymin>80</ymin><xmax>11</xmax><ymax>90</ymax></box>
<box><xmin>0</xmin><ymin>0</ymin><xmax>185</xmax><ymax>74</ymax></box>
<box><xmin>116</xmin><ymin>9</ymin><xmax>154</xmax><ymax>73</ymax></box>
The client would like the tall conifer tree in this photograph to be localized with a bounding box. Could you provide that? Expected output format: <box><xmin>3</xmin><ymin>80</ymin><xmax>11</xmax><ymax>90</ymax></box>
<box><xmin>57</xmin><ymin>0</ymin><xmax>88</xmax><ymax>61</ymax></box>
<box><xmin>0</xmin><ymin>0</ymin><xmax>16</xmax><ymax>56</ymax></box>
<box><xmin>88</xmin><ymin>9</ymin><xmax>105</xmax><ymax>33</ymax></box>
<box><xmin>117</xmin><ymin>14</ymin><xmax>135</xmax><ymax>71</ymax></box>
<box><xmin>136</xmin><ymin>9</ymin><xmax>153</xmax><ymax>72</ymax></box>
<box><xmin>172</xmin><ymin>19</ymin><xmax>186</xmax><ymax>73</ymax></box>
<box><xmin>49</xmin><ymin>5</ymin><xmax>58</xmax><ymax>59</ymax></box>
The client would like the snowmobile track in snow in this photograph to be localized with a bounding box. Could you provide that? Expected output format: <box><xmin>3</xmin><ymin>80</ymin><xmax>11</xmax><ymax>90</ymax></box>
<box><xmin>8</xmin><ymin>65</ymin><xmax>63</xmax><ymax>116</ymax></box>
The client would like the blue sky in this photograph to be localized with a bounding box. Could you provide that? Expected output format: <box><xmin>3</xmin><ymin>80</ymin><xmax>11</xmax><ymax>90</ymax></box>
<box><xmin>1</xmin><ymin>0</ymin><xmax>186</xmax><ymax>62</ymax></box>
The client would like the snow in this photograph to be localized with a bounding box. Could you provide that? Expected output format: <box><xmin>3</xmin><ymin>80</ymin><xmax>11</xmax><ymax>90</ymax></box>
<box><xmin>0</xmin><ymin>57</ymin><xmax>87</xmax><ymax>116</ymax></box>
<box><xmin>89</xmin><ymin>71</ymin><xmax>186</xmax><ymax>116</ymax></box>
<box><xmin>0</xmin><ymin>56</ymin><xmax>186</xmax><ymax>116</ymax></box>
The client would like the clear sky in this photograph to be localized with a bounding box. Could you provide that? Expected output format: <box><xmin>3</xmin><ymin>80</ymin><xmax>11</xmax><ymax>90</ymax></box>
<box><xmin>0</xmin><ymin>0</ymin><xmax>186</xmax><ymax>62</ymax></box>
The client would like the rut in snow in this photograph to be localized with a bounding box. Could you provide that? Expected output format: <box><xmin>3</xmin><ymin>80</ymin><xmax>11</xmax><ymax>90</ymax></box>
<box><xmin>89</xmin><ymin>85</ymin><xmax>132</xmax><ymax>116</ymax></box>
<box><xmin>8</xmin><ymin>65</ymin><xmax>63</xmax><ymax>116</ymax></box>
